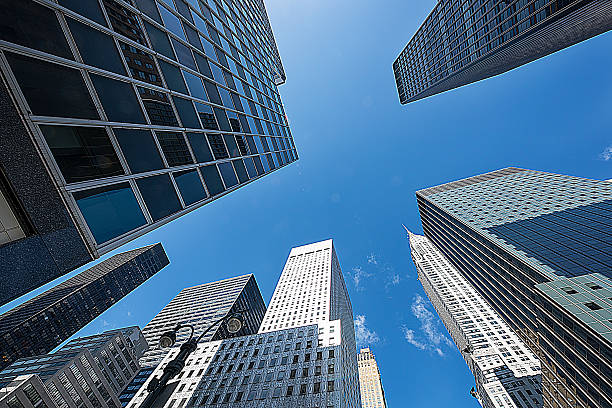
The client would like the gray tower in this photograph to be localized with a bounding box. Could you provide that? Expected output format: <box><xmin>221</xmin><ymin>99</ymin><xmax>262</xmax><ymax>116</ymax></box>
<box><xmin>416</xmin><ymin>167</ymin><xmax>612</xmax><ymax>408</ymax></box>
<box><xmin>393</xmin><ymin>0</ymin><xmax>612</xmax><ymax>104</ymax></box>
<box><xmin>0</xmin><ymin>0</ymin><xmax>297</xmax><ymax>304</ymax></box>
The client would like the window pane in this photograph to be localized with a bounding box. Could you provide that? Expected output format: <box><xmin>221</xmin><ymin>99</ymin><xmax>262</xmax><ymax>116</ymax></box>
<box><xmin>183</xmin><ymin>70</ymin><xmax>207</xmax><ymax>101</ymax></box>
<box><xmin>186</xmin><ymin>133</ymin><xmax>214</xmax><ymax>163</ymax></box>
<box><xmin>218</xmin><ymin>162</ymin><xmax>237</xmax><ymax>188</ymax></box>
<box><xmin>67</xmin><ymin>18</ymin><xmax>126</xmax><ymax>75</ymax></box>
<box><xmin>156</xmin><ymin>132</ymin><xmax>193</xmax><ymax>166</ymax></box>
<box><xmin>194</xmin><ymin>103</ymin><xmax>218</xmax><ymax>130</ymax></box>
<box><xmin>159</xmin><ymin>60</ymin><xmax>188</xmax><ymax>93</ymax></box>
<box><xmin>5</xmin><ymin>53</ymin><xmax>98</xmax><ymax>119</ymax></box>
<box><xmin>74</xmin><ymin>183</ymin><xmax>146</xmax><ymax>244</ymax></box>
<box><xmin>172</xmin><ymin>96</ymin><xmax>201</xmax><ymax>129</ymax></box>
<box><xmin>143</xmin><ymin>21</ymin><xmax>175</xmax><ymax>60</ymax></box>
<box><xmin>199</xmin><ymin>165</ymin><xmax>224</xmax><ymax>196</ymax></box>
<box><xmin>90</xmin><ymin>74</ymin><xmax>146</xmax><ymax>123</ymax></box>
<box><xmin>120</xmin><ymin>43</ymin><xmax>163</xmax><ymax>86</ymax></box>
<box><xmin>113</xmin><ymin>128</ymin><xmax>164</xmax><ymax>173</ymax></box>
<box><xmin>40</xmin><ymin>125</ymin><xmax>123</xmax><ymax>183</ymax></box>
<box><xmin>252</xmin><ymin>156</ymin><xmax>264</xmax><ymax>175</ymax></box>
<box><xmin>223</xmin><ymin>134</ymin><xmax>239</xmax><ymax>158</ymax></box>
<box><xmin>232</xmin><ymin>160</ymin><xmax>248</xmax><ymax>184</ymax></box>
<box><xmin>0</xmin><ymin>1</ymin><xmax>73</xmax><ymax>59</ymax></box>
<box><xmin>136</xmin><ymin>174</ymin><xmax>182</xmax><ymax>221</ymax></box>
<box><xmin>173</xmin><ymin>169</ymin><xmax>206</xmax><ymax>205</ymax></box>
<box><xmin>58</xmin><ymin>0</ymin><xmax>106</xmax><ymax>26</ymax></box>
<box><xmin>171</xmin><ymin>38</ymin><xmax>197</xmax><ymax>70</ymax></box>
<box><xmin>158</xmin><ymin>4</ymin><xmax>186</xmax><ymax>41</ymax></box>
<box><xmin>138</xmin><ymin>87</ymin><xmax>179</xmax><ymax>126</ymax></box>
<box><xmin>207</xmin><ymin>134</ymin><xmax>228</xmax><ymax>160</ymax></box>
<box><xmin>243</xmin><ymin>157</ymin><xmax>257</xmax><ymax>179</ymax></box>
<box><xmin>213</xmin><ymin>107</ymin><xmax>231</xmax><ymax>131</ymax></box>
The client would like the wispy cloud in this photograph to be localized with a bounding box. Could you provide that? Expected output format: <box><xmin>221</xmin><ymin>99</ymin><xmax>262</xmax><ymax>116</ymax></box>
<box><xmin>349</xmin><ymin>266</ymin><xmax>372</xmax><ymax>291</ymax></box>
<box><xmin>402</xmin><ymin>295</ymin><xmax>453</xmax><ymax>356</ymax></box>
<box><xmin>600</xmin><ymin>146</ymin><xmax>612</xmax><ymax>161</ymax></box>
<box><xmin>388</xmin><ymin>274</ymin><xmax>400</xmax><ymax>286</ymax></box>
<box><xmin>354</xmin><ymin>315</ymin><xmax>379</xmax><ymax>346</ymax></box>
<box><xmin>367</xmin><ymin>253</ymin><xmax>378</xmax><ymax>265</ymax></box>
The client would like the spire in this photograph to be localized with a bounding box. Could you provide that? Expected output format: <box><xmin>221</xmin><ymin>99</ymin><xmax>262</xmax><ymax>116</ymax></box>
<box><xmin>402</xmin><ymin>224</ymin><xmax>415</xmax><ymax>238</ymax></box>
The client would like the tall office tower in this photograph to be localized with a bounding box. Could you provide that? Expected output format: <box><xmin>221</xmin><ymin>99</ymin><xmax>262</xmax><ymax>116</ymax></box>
<box><xmin>409</xmin><ymin>232</ymin><xmax>541</xmax><ymax>408</ymax></box>
<box><xmin>126</xmin><ymin>239</ymin><xmax>361</xmax><ymax>408</ymax></box>
<box><xmin>0</xmin><ymin>0</ymin><xmax>297</xmax><ymax>305</ymax></box>
<box><xmin>357</xmin><ymin>348</ymin><xmax>387</xmax><ymax>408</ymax></box>
<box><xmin>0</xmin><ymin>327</ymin><xmax>146</xmax><ymax>408</ymax></box>
<box><xmin>393</xmin><ymin>1</ymin><xmax>612</xmax><ymax>104</ymax></box>
<box><xmin>0</xmin><ymin>243</ymin><xmax>168</xmax><ymax>370</ymax></box>
<box><xmin>416</xmin><ymin>167</ymin><xmax>612</xmax><ymax>408</ymax></box>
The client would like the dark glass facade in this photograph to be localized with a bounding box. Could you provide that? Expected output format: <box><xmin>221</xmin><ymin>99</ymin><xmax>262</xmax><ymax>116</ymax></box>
<box><xmin>0</xmin><ymin>0</ymin><xmax>296</xmax><ymax>304</ymax></box>
<box><xmin>416</xmin><ymin>168</ymin><xmax>612</xmax><ymax>408</ymax></box>
<box><xmin>0</xmin><ymin>244</ymin><xmax>169</xmax><ymax>370</ymax></box>
<box><xmin>393</xmin><ymin>0</ymin><xmax>612</xmax><ymax>104</ymax></box>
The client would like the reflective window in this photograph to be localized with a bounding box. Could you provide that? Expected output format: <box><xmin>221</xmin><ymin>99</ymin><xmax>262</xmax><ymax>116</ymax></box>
<box><xmin>207</xmin><ymin>134</ymin><xmax>228</xmax><ymax>160</ymax></box>
<box><xmin>134</xmin><ymin>0</ymin><xmax>162</xmax><ymax>23</ymax></box>
<box><xmin>138</xmin><ymin>87</ymin><xmax>179</xmax><ymax>126</ymax></box>
<box><xmin>58</xmin><ymin>0</ymin><xmax>106</xmax><ymax>26</ymax></box>
<box><xmin>183</xmin><ymin>70</ymin><xmax>207</xmax><ymax>101</ymax></box>
<box><xmin>232</xmin><ymin>160</ymin><xmax>249</xmax><ymax>183</ymax></box>
<box><xmin>74</xmin><ymin>183</ymin><xmax>146</xmax><ymax>244</ymax></box>
<box><xmin>120</xmin><ymin>43</ymin><xmax>163</xmax><ymax>86</ymax></box>
<box><xmin>136</xmin><ymin>174</ymin><xmax>182</xmax><ymax>221</ymax></box>
<box><xmin>171</xmin><ymin>38</ymin><xmax>197</xmax><ymax>70</ymax></box>
<box><xmin>158</xmin><ymin>5</ymin><xmax>186</xmax><ymax>41</ymax></box>
<box><xmin>5</xmin><ymin>53</ymin><xmax>98</xmax><ymax>119</ymax></box>
<box><xmin>0</xmin><ymin>1</ymin><xmax>73</xmax><ymax>59</ymax></box>
<box><xmin>143</xmin><ymin>21</ymin><xmax>175</xmax><ymax>60</ymax></box>
<box><xmin>218</xmin><ymin>162</ymin><xmax>238</xmax><ymax>188</ymax></box>
<box><xmin>67</xmin><ymin>18</ymin><xmax>126</xmax><ymax>75</ymax></box>
<box><xmin>213</xmin><ymin>107</ymin><xmax>231</xmax><ymax>131</ymax></box>
<box><xmin>223</xmin><ymin>135</ymin><xmax>240</xmax><ymax>158</ymax></box>
<box><xmin>173</xmin><ymin>169</ymin><xmax>207</xmax><ymax>205</ymax></box>
<box><xmin>156</xmin><ymin>132</ymin><xmax>193</xmax><ymax>166</ymax></box>
<box><xmin>90</xmin><ymin>74</ymin><xmax>146</xmax><ymax>124</ymax></box>
<box><xmin>113</xmin><ymin>128</ymin><xmax>164</xmax><ymax>173</ymax></box>
<box><xmin>243</xmin><ymin>157</ymin><xmax>257</xmax><ymax>178</ymax></box>
<box><xmin>186</xmin><ymin>133</ymin><xmax>214</xmax><ymax>163</ymax></box>
<box><xmin>103</xmin><ymin>0</ymin><xmax>148</xmax><ymax>44</ymax></box>
<box><xmin>195</xmin><ymin>103</ymin><xmax>218</xmax><ymax>130</ymax></box>
<box><xmin>40</xmin><ymin>125</ymin><xmax>123</xmax><ymax>183</ymax></box>
<box><xmin>172</xmin><ymin>96</ymin><xmax>201</xmax><ymax>129</ymax></box>
<box><xmin>159</xmin><ymin>60</ymin><xmax>188</xmax><ymax>93</ymax></box>
<box><xmin>199</xmin><ymin>165</ymin><xmax>225</xmax><ymax>196</ymax></box>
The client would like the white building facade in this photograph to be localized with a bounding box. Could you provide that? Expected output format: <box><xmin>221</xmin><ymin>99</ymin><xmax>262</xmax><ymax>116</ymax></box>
<box><xmin>409</xmin><ymin>232</ymin><xmax>542</xmax><ymax>408</ymax></box>
<box><xmin>357</xmin><ymin>348</ymin><xmax>387</xmax><ymax>408</ymax></box>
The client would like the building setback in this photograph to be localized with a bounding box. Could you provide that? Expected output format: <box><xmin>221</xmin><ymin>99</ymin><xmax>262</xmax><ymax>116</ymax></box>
<box><xmin>0</xmin><ymin>0</ymin><xmax>297</xmax><ymax>305</ymax></box>
<box><xmin>393</xmin><ymin>0</ymin><xmax>612</xmax><ymax>104</ymax></box>
<box><xmin>118</xmin><ymin>274</ymin><xmax>266</xmax><ymax>404</ymax></box>
<box><xmin>127</xmin><ymin>239</ymin><xmax>362</xmax><ymax>408</ymax></box>
<box><xmin>409</xmin><ymin>232</ymin><xmax>541</xmax><ymax>408</ymax></box>
<box><xmin>357</xmin><ymin>348</ymin><xmax>387</xmax><ymax>408</ymax></box>
<box><xmin>416</xmin><ymin>167</ymin><xmax>612</xmax><ymax>408</ymax></box>
<box><xmin>0</xmin><ymin>327</ymin><xmax>147</xmax><ymax>408</ymax></box>
<box><xmin>0</xmin><ymin>243</ymin><xmax>168</xmax><ymax>371</ymax></box>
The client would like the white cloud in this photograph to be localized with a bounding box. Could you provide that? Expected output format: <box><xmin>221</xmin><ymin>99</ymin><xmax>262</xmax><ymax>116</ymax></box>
<box><xmin>402</xmin><ymin>295</ymin><xmax>453</xmax><ymax>356</ymax></box>
<box><xmin>127</xmin><ymin>311</ymin><xmax>132</xmax><ymax>317</ymax></box>
<box><xmin>390</xmin><ymin>274</ymin><xmax>400</xmax><ymax>285</ymax></box>
<box><xmin>350</xmin><ymin>266</ymin><xmax>372</xmax><ymax>291</ymax></box>
<box><xmin>600</xmin><ymin>146</ymin><xmax>612</xmax><ymax>161</ymax></box>
<box><xmin>367</xmin><ymin>254</ymin><xmax>378</xmax><ymax>265</ymax></box>
<box><xmin>354</xmin><ymin>315</ymin><xmax>379</xmax><ymax>346</ymax></box>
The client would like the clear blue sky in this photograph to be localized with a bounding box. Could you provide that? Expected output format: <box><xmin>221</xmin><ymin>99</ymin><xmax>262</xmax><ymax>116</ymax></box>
<box><xmin>3</xmin><ymin>1</ymin><xmax>612</xmax><ymax>406</ymax></box>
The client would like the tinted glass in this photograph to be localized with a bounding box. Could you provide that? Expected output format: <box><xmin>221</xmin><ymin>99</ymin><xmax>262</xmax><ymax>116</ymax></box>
<box><xmin>186</xmin><ymin>133</ymin><xmax>214</xmax><ymax>163</ymax></box>
<box><xmin>213</xmin><ymin>107</ymin><xmax>231</xmax><ymax>131</ymax></box>
<box><xmin>0</xmin><ymin>1</ymin><xmax>73</xmax><ymax>59</ymax></box>
<box><xmin>158</xmin><ymin>60</ymin><xmax>187</xmax><ymax>93</ymax></box>
<box><xmin>207</xmin><ymin>134</ymin><xmax>229</xmax><ymax>160</ymax></box>
<box><xmin>252</xmin><ymin>155</ymin><xmax>264</xmax><ymax>175</ymax></box>
<box><xmin>244</xmin><ymin>157</ymin><xmax>257</xmax><ymax>178</ymax></box>
<box><xmin>113</xmin><ymin>128</ymin><xmax>164</xmax><ymax>173</ymax></box>
<box><xmin>183</xmin><ymin>70</ymin><xmax>207</xmax><ymax>100</ymax></box>
<box><xmin>174</xmin><ymin>169</ymin><xmax>206</xmax><ymax>205</ymax></box>
<box><xmin>218</xmin><ymin>162</ymin><xmax>238</xmax><ymax>188</ymax></box>
<box><xmin>90</xmin><ymin>74</ymin><xmax>146</xmax><ymax>123</ymax></box>
<box><xmin>171</xmin><ymin>38</ymin><xmax>197</xmax><ymax>70</ymax></box>
<box><xmin>156</xmin><ymin>132</ymin><xmax>193</xmax><ymax>166</ymax></box>
<box><xmin>120</xmin><ymin>43</ymin><xmax>162</xmax><ymax>86</ymax></box>
<box><xmin>74</xmin><ymin>183</ymin><xmax>146</xmax><ymax>244</ymax></box>
<box><xmin>143</xmin><ymin>21</ymin><xmax>175</xmax><ymax>60</ymax></box>
<box><xmin>136</xmin><ymin>174</ymin><xmax>182</xmax><ymax>221</ymax></box>
<box><xmin>133</xmin><ymin>0</ymin><xmax>162</xmax><ymax>23</ymax></box>
<box><xmin>67</xmin><ymin>18</ymin><xmax>126</xmax><ymax>75</ymax></box>
<box><xmin>195</xmin><ymin>103</ymin><xmax>218</xmax><ymax>130</ymax></box>
<box><xmin>223</xmin><ymin>134</ymin><xmax>240</xmax><ymax>158</ymax></box>
<box><xmin>138</xmin><ymin>87</ymin><xmax>179</xmax><ymax>126</ymax></box>
<box><xmin>172</xmin><ymin>96</ymin><xmax>201</xmax><ymax>129</ymax></box>
<box><xmin>58</xmin><ymin>0</ymin><xmax>106</xmax><ymax>25</ymax></box>
<box><xmin>232</xmin><ymin>160</ymin><xmax>248</xmax><ymax>183</ymax></box>
<box><xmin>5</xmin><ymin>53</ymin><xmax>98</xmax><ymax>119</ymax></box>
<box><xmin>158</xmin><ymin>4</ymin><xmax>186</xmax><ymax>41</ymax></box>
<box><xmin>40</xmin><ymin>125</ymin><xmax>123</xmax><ymax>183</ymax></box>
<box><xmin>199</xmin><ymin>165</ymin><xmax>225</xmax><ymax>196</ymax></box>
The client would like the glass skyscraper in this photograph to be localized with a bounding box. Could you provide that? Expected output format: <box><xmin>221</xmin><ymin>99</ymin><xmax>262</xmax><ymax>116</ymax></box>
<box><xmin>0</xmin><ymin>244</ymin><xmax>169</xmax><ymax>371</ymax></box>
<box><xmin>416</xmin><ymin>167</ymin><xmax>611</xmax><ymax>408</ymax></box>
<box><xmin>393</xmin><ymin>0</ymin><xmax>612</xmax><ymax>104</ymax></box>
<box><xmin>0</xmin><ymin>0</ymin><xmax>296</xmax><ymax>305</ymax></box>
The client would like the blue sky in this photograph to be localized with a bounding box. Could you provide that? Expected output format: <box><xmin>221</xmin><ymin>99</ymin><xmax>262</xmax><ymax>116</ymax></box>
<box><xmin>3</xmin><ymin>0</ymin><xmax>612</xmax><ymax>406</ymax></box>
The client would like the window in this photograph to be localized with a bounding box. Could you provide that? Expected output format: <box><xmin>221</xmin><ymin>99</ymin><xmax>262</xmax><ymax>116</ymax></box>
<box><xmin>299</xmin><ymin>384</ymin><xmax>307</xmax><ymax>395</ymax></box>
<box><xmin>218</xmin><ymin>162</ymin><xmax>238</xmax><ymax>188</ymax></box>
<box><xmin>584</xmin><ymin>302</ymin><xmax>602</xmax><ymax>311</ymax></box>
<box><xmin>195</xmin><ymin>103</ymin><xmax>218</xmax><ymax>130</ymax></box>
<box><xmin>156</xmin><ymin>132</ymin><xmax>193</xmax><ymax>166</ymax></box>
<box><xmin>232</xmin><ymin>160</ymin><xmax>249</xmax><ymax>183</ymax></box>
<box><xmin>40</xmin><ymin>125</ymin><xmax>123</xmax><ymax>183</ymax></box>
<box><xmin>187</xmin><ymin>133</ymin><xmax>214</xmax><ymax>163</ymax></box>
<box><xmin>327</xmin><ymin>380</ymin><xmax>334</xmax><ymax>392</ymax></box>
<box><xmin>561</xmin><ymin>287</ymin><xmax>578</xmax><ymax>295</ymax></box>
<box><xmin>286</xmin><ymin>385</ymin><xmax>293</xmax><ymax>396</ymax></box>
<box><xmin>586</xmin><ymin>282</ymin><xmax>603</xmax><ymax>290</ymax></box>
<box><xmin>207</xmin><ymin>134</ymin><xmax>229</xmax><ymax>160</ymax></box>
<box><xmin>136</xmin><ymin>174</ymin><xmax>182</xmax><ymax>220</ymax></box>
<box><xmin>328</xmin><ymin>364</ymin><xmax>334</xmax><ymax>374</ymax></box>
<box><xmin>6</xmin><ymin>53</ymin><xmax>98</xmax><ymax>119</ymax></box>
<box><xmin>67</xmin><ymin>18</ymin><xmax>126</xmax><ymax>75</ymax></box>
<box><xmin>328</xmin><ymin>350</ymin><xmax>335</xmax><ymax>359</ymax></box>
<box><xmin>246</xmin><ymin>390</ymin><xmax>256</xmax><ymax>401</ymax></box>
<box><xmin>91</xmin><ymin>74</ymin><xmax>146</xmax><ymax>123</ymax></box>
<box><xmin>289</xmin><ymin>369</ymin><xmax>296</xmax><ymax>379</ymax></box>
<box><xmin>223</xmin><ymin>134</ymin><xmax>240</xmax><ymax>158</ymax></box>
<box><xmin>114</xmin><ymin>128</ymin><xmax>164</xmax><ymax>173</ymax></box>
<box><xmin>272</xmin><ymin>387</ymin><xmax>281</xmax><ymax>398</ymax></box>
<box><xmin>143</xmin><ymin>21</ymin><xmax>175</xmax><ymax>60</ymax></box>
<box><xmin>292</xmin><ymin>355</ymin><xmax>299</xmax><ymax>364</ymax></box>
<box><xmin>302</xmin><ymin>368</ymin><xmax>309</xmax><ymax>377</ymax></box>
<box><xmin>74</xmin><ymin>183</ymin><xmax>146</xmax><ymax>244</ymax></box>
<box><xmin>158</xmin><ymin>60</ymin><xmax>187</xmax><ymax>93</ymax></box>
<box><xmin>172</xmin><ymin>96</ymin><xmax>201</xmax><ymax>129</ymax></box>
<box><xmin>138</xmin><ymin>88</ymin><xmax>179</xmax><ymax>126</ymax></box>
<box><xmin>183</xmin><ymin>70</ymin><xmax>207</xmax><ymax>101</ymax></box>
<box><xmin>313</xmin><ymin>382</ymin><xmax>321</xmax><ymax>393</ymax></box>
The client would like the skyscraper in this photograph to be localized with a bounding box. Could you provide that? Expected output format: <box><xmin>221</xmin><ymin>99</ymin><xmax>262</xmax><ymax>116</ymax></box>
<box><xmin>0</xmin><ymin>327</ymin><xmax>147</xmax><ymax>408</ymax></box>
<box><xmin>0</xmin><ymin>0</ymin><xmax>297</xmax><ymax>304</ymax></box>
<box><xmin>0</xmin><ymin>243</ymin><xmax>168</xmax><ymax>370</ymax></box>
<box><xmin>126</xmin><ymin>239</ymin><xmax>362</xmax><ymax>408</ymax></box>
<box><xmin>416</xmin><ymin>167</ymin><xmax>612</xmax><ymax>408</ymax></box>
<box><xmin>393</xmin><ymin>1</ymin><xmax>612</xmax><ymax>104</ymax></box>
<box><xmin>408</xmin><ymin>232</ymin><xmax>541</xmax><ymax>408</ymax></box>
<box><xmin>357</xmin><ymin>347</ymin><xmax>387</xmax><ymax>408</ymax></box>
